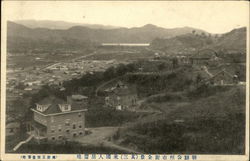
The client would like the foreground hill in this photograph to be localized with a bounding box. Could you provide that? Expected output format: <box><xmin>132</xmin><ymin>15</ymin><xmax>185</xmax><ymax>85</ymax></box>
<box><xmin>213</xmin><ymin>27</ymin><xmax>246</xmax><ymax>53</ymax></box>
<box><xmin>150</xmin><ymin>27</ymin><xmax>246</xmax><ymax>54</ymax></box>
<box><xmin>117</xmin><ymin>85</ymin><xmax>245</xmax><ymax>154</ymax></box>
<box><xmin>7</xmin><ymin>21</ymin><xmax>206</xmax><ymax>52</ymax></box>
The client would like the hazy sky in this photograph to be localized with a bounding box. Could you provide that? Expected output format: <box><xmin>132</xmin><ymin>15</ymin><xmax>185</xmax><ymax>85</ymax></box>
<box><xmin>3</xmin><ymin>1</ymin><xmax>249</xmax><ymax>33</ymax></box>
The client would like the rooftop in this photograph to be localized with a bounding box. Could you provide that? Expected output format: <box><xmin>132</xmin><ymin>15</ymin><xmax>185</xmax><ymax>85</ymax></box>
<box><xmin>34</xmin><ymin>95</ymin><xmax>87</xmax><ymax>115</ymax></box>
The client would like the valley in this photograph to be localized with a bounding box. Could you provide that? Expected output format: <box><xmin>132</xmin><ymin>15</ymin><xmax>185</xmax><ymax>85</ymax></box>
<box><xmin>5</xmin><ymin>21</ymin><xmax>247</xmax><ymax>154</ymax></box>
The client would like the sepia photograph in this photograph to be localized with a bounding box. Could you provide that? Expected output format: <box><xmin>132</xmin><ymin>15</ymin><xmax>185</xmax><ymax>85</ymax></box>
<box><xmin>1</xmin><ymin>1</ymin><xmax>249</xmax><ymax>160</ymax></box>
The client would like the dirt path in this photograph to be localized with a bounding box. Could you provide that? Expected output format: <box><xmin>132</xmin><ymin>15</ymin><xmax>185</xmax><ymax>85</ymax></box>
<box><xmin>102</xmin><ymin>141</ymin><xmax>140</xmax><ymax>154</ymax></box>
<box><xmin>74</xmin><ymin>127</ymin><xmax>140</xmax><ymax>153</ymax></box>
<box><xmin>71</xmin><ymin>51</ymin><xmax>97</xmax><ymax>61</ymax></box>
<box><xmin>74</xmin><ymin>127</ymin><xmax>118</xmax><ymax>145</ymax></box>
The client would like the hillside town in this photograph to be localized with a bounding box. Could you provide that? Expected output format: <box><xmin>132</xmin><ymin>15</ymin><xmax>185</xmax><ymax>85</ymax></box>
<box><xmin>4</xmin><ymin>2</ymin><xmax>247</xmax><ymax>155</ymax></box>
<box><xmin>6</xmin><ymin>40</ymin><xmax>246</xmax><ymax>153</ymax></box>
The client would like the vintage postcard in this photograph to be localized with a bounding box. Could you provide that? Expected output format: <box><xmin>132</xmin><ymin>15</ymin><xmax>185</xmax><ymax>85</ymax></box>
<box><xmin>1</xmin><ymin>1</ymin><xmax>249</xmax><ymax>161</ymax></box>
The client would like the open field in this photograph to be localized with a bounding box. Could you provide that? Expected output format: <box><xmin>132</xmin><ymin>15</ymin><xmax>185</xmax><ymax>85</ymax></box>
<box><xmin>7</xmin><ymin>53</ymin><xmax>85</xmax><ymax>69</ymax></box>
<box><xmin>84</xmin><ymin>49</ymin><xmax>154</xmax><ymax>61</ymax></box>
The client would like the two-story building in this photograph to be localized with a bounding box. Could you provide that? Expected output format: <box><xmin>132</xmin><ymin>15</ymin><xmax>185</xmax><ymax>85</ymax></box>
<box><xmin>104</xmin><ymin>81</ymin><xmax>137</xmax><ymax>111</ymax></box>
<box><xmin>27</xmin><ymin>95</ymin><xmax>88</xmax><ymax>141</ymax></box>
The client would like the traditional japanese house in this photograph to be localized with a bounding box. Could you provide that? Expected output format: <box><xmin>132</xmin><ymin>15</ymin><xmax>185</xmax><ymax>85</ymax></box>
<box><xmin>203</xmin><ymin>70</ymin><xmax>238</xmax><ymax>86</ymax></box>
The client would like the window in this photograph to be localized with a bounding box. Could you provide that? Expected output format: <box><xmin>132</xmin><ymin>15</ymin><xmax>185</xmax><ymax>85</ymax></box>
<box><xmin>66</xmin><ymin>129</ymin><xmax>70</xmax><ymax>133</ymax></box>
<box><xmin>78</xmin><ymin>121</ymin><xmax>83</xmax><ymax>129</ymax></box>
<box><xmin>58</xmin><ymin>125</ymin><xmax>62</xmax><ymax>132</ymax></box>
<box><xmin>65</xmin><ymin>119</ymin><xmax>70</xmax><ymax>126</ymax></box>
<box><xmin>59</xmin><ymin>104</ymin><xmax>71</xmax><ymax>112</ymax></box>
<box><xmin>73</xmin><ymin>124</ymin><xmax>76</xmax><ymax>129</ymax></box>
<box><xmin>79</xmin><ymin>132</ymin><xmax>83</xmax><ymax>135</ymax></box>
<box><xmin>73</xmin><ymin>133</ymin><xmax>77</xmax><ymax>137</ymax></box>
<box><xmin>36</xmin><ymin>104</ymin><xmax>50</xmax><ymax>112</ymax></box>
<box><xmin>51</xmin><ymin>126</ymin><xmax>55</xmax><ymax>133</ymax></box>
<box><xmin>78</xmin><ymin>113</ymin><xmax>82</xmax><ymax>117</ymax></box>
<box><xmin>58</xmin><ymin>135</ymin><xmax>62</xmax><ymax>139</ymax></box>
<box><xmin>51</xmin><ymin>137</ymin><xmax>55</xmax><ymax>140</ymax></box>
<box><xmin>51</xmin><ymin>116</ymin><xmax>54</xmax><ymax>123</ymax></box>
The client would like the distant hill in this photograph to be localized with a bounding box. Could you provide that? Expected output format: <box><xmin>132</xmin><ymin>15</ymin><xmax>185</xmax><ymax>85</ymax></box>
<box><xmin>64</xmin><ymin>24</ymin><xmax>206</xmax><ymax>43</ymax></box>
<box><xmin>14</xmin><ymin>20</ymin><xmax>119</xmax><ymax>30</ymax></box>
<box><xmin>150</xmin><ymin>33</ymin><xmax>214</xmax><ymax>54</ymax></box>
<box><xmin>7</xmin><ymin>22</ymin><xmax>94</xmax><ymax>52</ymax></box>
<box><xmin>150</xmin><ymin>27</ymin><xmax>246</xmax><ymax>54</ymax></box>
<box><xmin>7</xmin><ymin>21</ymin><xmax>208</xmax><ymax>52</ymax></box>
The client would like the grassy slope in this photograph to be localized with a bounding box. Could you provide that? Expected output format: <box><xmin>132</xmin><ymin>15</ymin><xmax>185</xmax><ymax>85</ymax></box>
<box><xmin>151</xmin><ymin>27</ymin><xmax>246</xmax><ymax>54</ymax></box>
<box><xmin>118</xmin><ymin>85</ymin><xmax>246</xmax><ymax>154</ymax></box>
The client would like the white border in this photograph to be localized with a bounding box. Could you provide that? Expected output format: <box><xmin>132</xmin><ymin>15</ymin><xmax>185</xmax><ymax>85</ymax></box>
<box><xmin>1</xmin><ymin>1</ymin><xmax>249</xmax><ymax>161</ymax></box>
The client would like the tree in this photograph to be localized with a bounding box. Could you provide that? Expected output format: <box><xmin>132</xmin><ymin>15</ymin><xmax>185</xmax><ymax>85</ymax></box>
<box><xmin>157</xmin><ymin>63</ymin><xmax>166</xmax><ymax>71</ymax></box>
<box><xmin>205</xmin><ymin>39</ymin><xmax>213</xmax><ymax>45</ymax></box>
<box><xmin>196</xmin><ymin>73</ymin><xmax>202</xmax><ymax>85</ymax></box>
<box><xmin>126</xmin><ymin>63</ymin><xmax>137</xmax><ymax>72</ymax></box>
<box><xmin>172</xmin><ymin>58</ymin><xmax>178</xmax><ymax>69</ymax></box>
<box><xmin>15</xmin><ymin>82</ymin><xmax>26</xmax><ymax>90</ymax></box>
<box><xmin>116</xmin><ymin>64</ymin><xmax>128</xmax><ymax>76</ymax></box>
<box><xmin>103</xmin><ymin>66</ymin><xmax>116</xmax><ymax>80</ymax></box>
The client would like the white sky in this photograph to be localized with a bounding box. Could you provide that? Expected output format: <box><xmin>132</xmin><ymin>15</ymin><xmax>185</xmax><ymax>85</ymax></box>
<box><xmin>3</xmin><ymin>1</ymin><xmax>249</xmax><ymax>33</ymax></box>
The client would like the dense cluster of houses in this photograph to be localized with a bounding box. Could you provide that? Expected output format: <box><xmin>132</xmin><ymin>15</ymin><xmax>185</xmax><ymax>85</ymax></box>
<box><xmin>45</xmin><ymin>60</ymin><xmax>118</xmax><ymax>74</ymax></box>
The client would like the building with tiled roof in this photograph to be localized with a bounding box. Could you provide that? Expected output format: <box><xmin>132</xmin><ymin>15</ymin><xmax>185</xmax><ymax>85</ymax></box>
<box><xmin>28</xmin><ymin>95</ymin><xmax>88</xmax><ymax>141</ymax></box>
<box><xmin>190</xmin><ymin>49</ymin><xmax>218</xmax><ymax>66</ymax></box>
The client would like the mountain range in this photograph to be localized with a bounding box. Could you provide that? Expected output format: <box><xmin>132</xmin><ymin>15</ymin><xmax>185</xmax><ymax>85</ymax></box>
<box><xmin>7</xmin><ymin>20</ymin><xmax>246</xmax><ymax>53</ymax></box>
<box><xmin>7</xmin><ymin>21</ymin><xmax>208</xmax><ymax>52</ymax></box>
<box><xmin>15</xmin><ymin>20</ymin><xmax>119</xmax><ymax>30</ymax></box>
